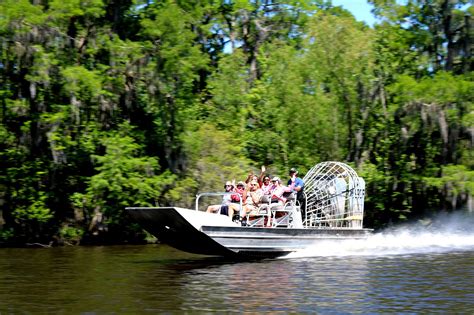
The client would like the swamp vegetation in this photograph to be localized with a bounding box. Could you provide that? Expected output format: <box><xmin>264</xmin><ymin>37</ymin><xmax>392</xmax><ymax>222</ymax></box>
<box><xmin>0</xmin><ymin>0</ymin><xmax>472</xmax><ymax>246</ymax></box>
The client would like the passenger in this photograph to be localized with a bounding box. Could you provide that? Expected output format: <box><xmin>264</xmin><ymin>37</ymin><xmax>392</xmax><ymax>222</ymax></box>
<box><xmin>229</xmin><ymin>181</ymin><xmax>246</xmax><ymax>218</ymax></box>
<box><xmin>269</xmin><ymin>176</ymin><xmax>295</xmax><ymax>204</ymax></box>
<box><xmin>260</xmin><ymin>175</ymin><xmax>272</xmax><ymax>195</ymax></box>
<box><xmin>206</xmin><ymin>181</ymin><xmax>240</xmax><ymax>218</ymax></box>
<box><xmin>241</xmin><ymin>180</ymin><xmax>263</xmax><ymax>218</ymax></box>
<box><xmin>287</xmin><ymin>168</ymin><xmax>305</xmax><ymax>218</ymax></box>
<box><xmin>232</xmin><ymin>181</ymin><xmax>246</xmax><ymax>203</ymax></box>
<box><xmin>245</xmin><ymin>172</ymin><xmax>259</xmax><ymax>185</ymax></box>
<box><xmin>258</xmin><ymin>176</ymin><xmax>294</xmax><ymax>227</ymax></box>
<box><xmin>245</xmin><ymin>165</ymin><xmax>265</xmax><ymax>187</ymax></box>
<box><xmin>256</xmin><ymin>165</ymin><xmax>267</xmax><ymax>188</ymax></box>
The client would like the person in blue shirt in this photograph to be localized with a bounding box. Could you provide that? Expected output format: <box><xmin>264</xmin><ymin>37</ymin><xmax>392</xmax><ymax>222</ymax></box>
<box><xmin>287</xmin><ymin>168</ymin><xmax>305</xmax><ymax>220</ymax></box>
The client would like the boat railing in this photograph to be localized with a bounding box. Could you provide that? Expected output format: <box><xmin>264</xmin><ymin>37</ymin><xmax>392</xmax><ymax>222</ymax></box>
<box><xmin>241</xmin><ymin>192</ymin><xmax>303</xmax><ymax>228</ymax></box>
<box><xmin>195</xmin><ymin>192</ymin><xmax>243</xmax><ymax>212</ymax></box>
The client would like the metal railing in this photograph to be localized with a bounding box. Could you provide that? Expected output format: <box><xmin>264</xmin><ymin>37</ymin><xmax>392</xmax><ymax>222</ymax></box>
<box><xmin>195</xmin><ymin>192</ymin><xmax>243</xmax><ymax>212</ymax></box>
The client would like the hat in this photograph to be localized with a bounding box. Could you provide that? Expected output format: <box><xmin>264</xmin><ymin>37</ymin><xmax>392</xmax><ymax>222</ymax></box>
<box><xmin>271</xmin><ymin>176</ymin><xmax>281</xmax><ymax>183</ymax></box>
<box><xmin>224</xmin><ymin>181</ymin><xmax>234</xmax><ymax>188</ymax></box>
<box><xmin>237</xmin><ymin>181</ymin><xmax>246</xmax><ymax>187</ymax></box>
<box><xmin>289</xmin><ymin>167</ymin><xmax>298</xmax><ymax>174</ymax></box>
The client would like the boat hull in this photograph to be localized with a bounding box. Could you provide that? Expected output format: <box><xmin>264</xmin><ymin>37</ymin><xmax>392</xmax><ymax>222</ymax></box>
<box><xmin>126</xmin><ymin>207</ymin><xmax>372</xmax><ymax>258</ymax></box>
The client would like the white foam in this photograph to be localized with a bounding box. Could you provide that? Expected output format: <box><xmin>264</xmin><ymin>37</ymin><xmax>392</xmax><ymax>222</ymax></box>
<box><xmin>285</xmin><ymin>211</ymin><xmax>474</xmax><ymax>258</ymax></box>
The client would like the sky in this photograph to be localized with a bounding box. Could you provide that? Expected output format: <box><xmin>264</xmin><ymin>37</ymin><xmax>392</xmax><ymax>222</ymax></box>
<box><xmin>332</xmin><ymin>0</ymin><xmax>377</xmax><ymax>26</ymax></box>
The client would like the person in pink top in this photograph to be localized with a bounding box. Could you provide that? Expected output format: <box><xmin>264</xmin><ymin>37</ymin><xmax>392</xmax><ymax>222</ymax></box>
<box><xmin>260</xmin><ymin>175</ymin><xmax>272</xmax><ymax>195</ymax></box>
<box><xmin>269</xmin><ymin>176</ymin><xmax>295</xmax><ymax>203</ymax></box>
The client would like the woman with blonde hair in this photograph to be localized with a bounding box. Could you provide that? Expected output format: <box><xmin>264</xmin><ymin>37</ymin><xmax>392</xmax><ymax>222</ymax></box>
<box><xmin>241</xmin><ymin>180</ymin><xmax>263</xmax><ymax>218</ymax></box>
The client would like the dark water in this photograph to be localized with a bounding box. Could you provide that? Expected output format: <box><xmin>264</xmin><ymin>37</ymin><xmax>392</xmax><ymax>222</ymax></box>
<box><xmin>2</xmin><ymin>211</ymin><xmax>474</xmax><ymax>313</ymax></box>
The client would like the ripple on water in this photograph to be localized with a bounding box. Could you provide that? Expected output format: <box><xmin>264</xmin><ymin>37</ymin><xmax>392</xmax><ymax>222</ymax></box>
<box><xmin>0</xmin><ymin>242</ymin><xmax>473</xmax><ymax>312</ymax></box>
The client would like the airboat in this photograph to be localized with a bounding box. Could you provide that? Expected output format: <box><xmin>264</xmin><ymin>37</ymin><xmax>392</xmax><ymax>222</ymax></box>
<box><xmin>126</xmin><ymin>162</ymin><xmax>372</xmax><ymax>258</ymax></box>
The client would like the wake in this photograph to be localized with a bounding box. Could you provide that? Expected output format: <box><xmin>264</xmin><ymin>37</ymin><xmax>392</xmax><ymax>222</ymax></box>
<box><xmin>286</xmin><ymin>211</ymin><xmax>474</xmax><ymax>258</ymax></box>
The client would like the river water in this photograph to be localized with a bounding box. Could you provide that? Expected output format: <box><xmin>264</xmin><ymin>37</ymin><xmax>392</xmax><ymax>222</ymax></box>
<box><xmin>1</xmin><ymin>213</ymin><xmax>474</xmax><ymax>313</ymax></box>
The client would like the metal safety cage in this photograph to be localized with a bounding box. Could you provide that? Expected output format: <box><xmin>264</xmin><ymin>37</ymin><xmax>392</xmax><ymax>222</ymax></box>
<box><xmin>302</xmin><ymin>161</ymin><xmax>365</xmax><ymax>228</ymax></box>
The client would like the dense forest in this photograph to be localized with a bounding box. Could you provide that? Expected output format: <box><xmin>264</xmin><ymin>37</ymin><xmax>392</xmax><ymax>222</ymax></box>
<box><xmin>0</xmin><ymin>0</ymin><xmax>472</xmax><ymax>246</ymax></box>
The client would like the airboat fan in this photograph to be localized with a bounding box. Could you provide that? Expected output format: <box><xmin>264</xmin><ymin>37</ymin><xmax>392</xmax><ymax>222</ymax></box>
<box><xmin>302</xmin><ymin>162</ymin><xmax>365</xmax><ymax>228</ymax></box>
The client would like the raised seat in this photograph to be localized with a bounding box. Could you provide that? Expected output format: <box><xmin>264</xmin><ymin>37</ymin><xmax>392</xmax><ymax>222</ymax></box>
<box><xmin>270</xmin><ymin>192</ymin><xmax>299</xmax><ymax>227</ymax></box>
<box><xmin>245</xmin><ymin>193</ymin><xmax>301</xmax><ymax>228</ymax></box>
<box><xmin>245</xmin><ymin>207</ymin><xmax>270</xmax><ymax>227</ymax></box>
<box><xmin>245</xmin><ymin>194</ymin><xmax>277</xmax><ymax>227</ymax></box>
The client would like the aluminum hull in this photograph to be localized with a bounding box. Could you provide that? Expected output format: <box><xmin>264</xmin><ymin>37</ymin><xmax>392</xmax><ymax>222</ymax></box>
<box><xmin>127</xmin><ymin>207</ymin><xmax>372</xmax><ymax>258</ymax></box>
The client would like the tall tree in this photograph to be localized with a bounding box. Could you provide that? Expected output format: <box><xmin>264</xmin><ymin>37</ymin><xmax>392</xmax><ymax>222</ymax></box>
<box><xmin>370</xmin><ymin>0</ymin><xmax>473</xmax><ymax>74</ymax></box>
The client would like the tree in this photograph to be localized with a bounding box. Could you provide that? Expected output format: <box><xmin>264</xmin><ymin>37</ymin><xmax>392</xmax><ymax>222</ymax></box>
<box><xmin>71</xmin><ymin>123</ymin><xmax>175</xmax><ymax>242</ymax></box>
<box><xmin>370</xmin><ymin>0</ymin><xmax>473</xmax><ymax>74</ymax></box>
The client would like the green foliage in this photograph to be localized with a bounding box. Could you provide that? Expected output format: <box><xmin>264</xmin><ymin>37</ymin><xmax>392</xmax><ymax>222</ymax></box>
<box><xmin>72</xmin><ymin>123</ymin><xmax>175</xmax><ymax>233</ymax></box>
<box><xmin>59</xmin><ymin>225</ymin><xmax>84</xmax><ymax>244</ymax></box>
<box><xmin>357</xmin><ymin>162</ymin><xmax>387</xmax><ymax>212</ymax></box>
<box><xmin>370</xmin><ymin>0</ymin><xmax>472</xmax><ymax>74</ymax></box>
<box><xmin>0</xmin><ymin>0</ymin><xmax>46</xmax><ymax>28</ymax></box>
<box><xmin>173</xmin><ymin>122</ymin><xmax>251</xmax><ymax>207</ymax></box>
<box><xmin>0</xmin><ymin>227</ymin><xmax>15</xmax><ymax>243</ymax></box>
<box><xmin>49</xmin><ymin>0</ymin><xmax>105</xmax><ymax>20</ymax></box>
<box><xmin>62</xmin><ymin>66</ymin><xmax>104</xmax><ymax>100</ymax></box>
<box><xmin>13</xmin><ymin>193</ymin><xmax>53</xmax><ymax>224</ymax></box>
<box><xmin>424</xmin><ymin>165</ymin><xmax>474</xmax><ymax>204</ymax></box>
<box><xmin>0</xmin><ymin>0</ymin><xmax>472</xmax><ymax>245</ymax></box>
